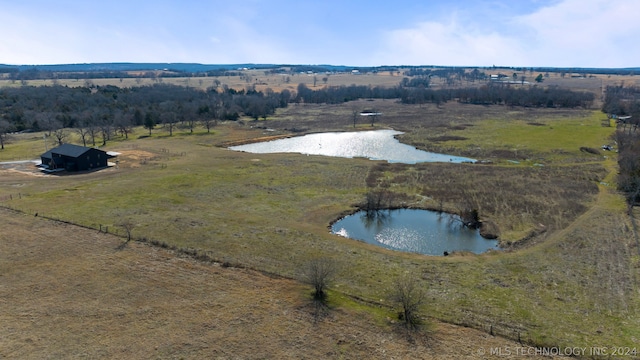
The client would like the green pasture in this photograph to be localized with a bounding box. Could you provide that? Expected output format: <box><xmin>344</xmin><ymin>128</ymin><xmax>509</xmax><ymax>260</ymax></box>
<box><xmin>1</xmin><ymin>105</ymin><xmax>637</xmax><ymax>351</ymax></box>
<box><xmin>454</xmin><ymin>111</ymin><xmax>612</xmax><ymax>161</ymax></box>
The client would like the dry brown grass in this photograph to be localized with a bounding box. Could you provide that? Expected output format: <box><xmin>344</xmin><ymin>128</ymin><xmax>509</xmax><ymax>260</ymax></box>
<box><xmin>0</xmin><ymin>208</ymin><xmax>543</xmax><ymax>359</ymax></box>
<box><xmin>366</xmin><ymin>161</ymin><xmax>607</xmax><ymax>241</ymax></box>
<box><xmin>0</xmin><ymin>86</ymin><xmax>636</xmax><ymax>356</ymax></box>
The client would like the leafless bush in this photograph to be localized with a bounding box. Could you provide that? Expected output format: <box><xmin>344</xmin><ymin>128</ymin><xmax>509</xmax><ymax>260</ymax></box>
<box><xmin>118</xmin><ymin>220</ymin><xmax>135</xmax><ymax>241</ymax></box>
<box><xmin>391</xmin><ymin>274</ymin><xmax>427</xmax><ymax>330</ymax></box>
<box><xmin>300</xmin><ymin>257</ymin><xmax>337</xmax><ymax>301</ymax></box>
<box><xmin>116</xmin><ymin>219</ymin><xmax>135</xmax><ymax>249</ymax></box>
<box><xmin>361</xmin><ymin>189</ymin><xmax>399</xmax><ymax>214</ymax></box>
<box><xmin>363</xmin><ymin>190</ymin><xmax>388</xmax><ymax>212</ymax></box>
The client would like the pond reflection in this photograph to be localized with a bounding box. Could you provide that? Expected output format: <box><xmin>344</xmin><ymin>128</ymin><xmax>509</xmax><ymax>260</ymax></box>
<box><xmin>332</xmin><ymin>209</ymin><xmax>499</xmax><ymax>255</ymax></box>
<box><xmin>229</xmin><ymin>130</ymin><xmax>475</xmax><ymax>164</ymax></box>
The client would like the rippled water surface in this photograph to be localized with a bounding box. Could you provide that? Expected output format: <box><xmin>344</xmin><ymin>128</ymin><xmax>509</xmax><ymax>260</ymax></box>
<box><xmin>229</xmin><ymin>130</ymin><xmax>475</xmax><ymax>164</ymax></box>
<box><xmin>332</xmin><ymin>209</ymin><xmax>499</xmax><ymax>255</ymax></box>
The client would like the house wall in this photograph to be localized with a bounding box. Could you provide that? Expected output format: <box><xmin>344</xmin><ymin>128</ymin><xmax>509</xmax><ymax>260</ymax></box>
<box><xmin>69</xmin><ymin>149</ymin><xmax>107</xmax><ymax>171</ymax></box>
<box><xmin>47</xmin><ymin>148</ymin><xmax>108</xmax><ymax>171</ymax></box>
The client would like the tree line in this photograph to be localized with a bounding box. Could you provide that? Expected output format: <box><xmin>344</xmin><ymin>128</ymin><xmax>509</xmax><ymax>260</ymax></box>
<box><xmin>0</xmin><ymin>84</ymin><xmax>290</xmax><ymax>148</ymax></box>
<box><xmin>295</xmin><ymin>82</ymin><xmax>595</xmax><ymax>108</ymax></box>
<box><xmin>604</xmin><ymin>85</ymin><xmax>640</xmax><ymax>208</ymax></box>
<box><xmin>1</xmin><ymin>67</ymin><xmax>246</xmax><ymax>81</ymax></box>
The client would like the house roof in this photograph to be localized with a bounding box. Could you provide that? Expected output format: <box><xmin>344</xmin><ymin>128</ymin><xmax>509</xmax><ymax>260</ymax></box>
<box><xmin>43</xmin><ymin>144</ymin><xmax>104</xmax><ymax>158</ymax></box>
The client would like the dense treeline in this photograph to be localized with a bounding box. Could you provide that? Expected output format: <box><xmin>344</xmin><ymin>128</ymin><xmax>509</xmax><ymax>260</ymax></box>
<box><xmin>602</xmin><ymin>86</ymin><xmax>640</xmax><ymax>118</ymax></box>
<box><xmin>404</xmin><ymin>67</ymin><xmax>488</xmax><ymax>83</ymax></box>
<box><xmin>0</xmin><ymin>84</ymin><xmax>290</xmax><ymax>146</ymax></box>
<box><xmin>603</xmin><ymin>85</ymin><xmax>640</xmax><ymax>207</ymax></box>
<box><xmin>295</xmin><ymin>83</ymin><xmax>594</xmax><ymax>108</ymax></box>
<box><xmin>615</xmin><ymin>130</ymin><xmax>640</xmax><ymax>207</ymax></box>
<box><xmin>2</xmin><ymin>67</ymin><xmax>244</xmax><ymax>81</ymax></box>
<box><xmin>454</xmin><ymin>85</ymin><xmax>594</xmax><ymax>107</ymax></box>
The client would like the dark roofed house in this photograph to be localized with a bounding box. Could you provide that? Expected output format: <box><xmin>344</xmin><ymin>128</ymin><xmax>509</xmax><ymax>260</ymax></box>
<box><xmin>40</xmin><ymin>144</ymin><xmax>110</xmax><ymax>172</ymax></box>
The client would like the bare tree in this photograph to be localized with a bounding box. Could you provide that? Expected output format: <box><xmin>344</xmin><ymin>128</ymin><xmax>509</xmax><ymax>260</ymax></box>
<box><xmin>75</xmin><ymin>125</ymin><xmax>90</xmax><ymax>147</ymax></box>
<box><xmin>116</xmin><ymin>219</ymin><xmax>135</xmax><ymax>249</ymax></box>
<box><xmin>52</xmin><ymin>126</ymin><xmax>69</xmax><ymax>146</ymax></box>
<box><xmin>300</xmin><ymin>257</ymin><xmax>337</xmax><ymax>301</ymax></box>
<box><xmin>79</xmin><ymin>110</ymin><xmax>99</xmax><ymax>147</ymax></box>
<box><xmin>160</xmin><ymin>101</ymin><xmax>177</xmax><ymax>136</ymax></box>
<box><xmin>0</xmin><ymin>119</ymin><xmax>15</xmax><ymax>150</ymax></box>
<box><xmin>161</xmin><ymin>112</ymin><xmax>177</xmax><ymax>136</ymax></box>
<box><xmin>362</xmin><ymin>189</ymin><xmax>395</xmax><ymax>213</ymax></box>
<box><xmin>119</xmin><ymin>219</ymin><xmax>135</xmax><ymax>241</ymax></box>
<box><xmin>97</xmin><ymin>111</ymin><xmax>114</xmax><ymax>146</ymax></box>
<box><xmin>36</xmin><ymin>112</ymin><xmax>58</xmax><ymax>136</ymax></box>
<box><xmin>200</xmin><ymin>101</ymin><xmax>219</xmax><ymax>133</ymax></box>
<box><xmin>113</xmin><ymin>111</ymin><xmax>133</xmax><ymax>139</ymax></box>
<box><xmin>391</xmin><ymin>274</ymin><xmax>426</xmax><ymax>330</ymax></box>
<box><xmin>454</xmin><ymin>190</ymin><xmax>481</xmax><ymax>229</ymax></box>
<box><xmin>352</xmin><ymin>109</ymin><xmax>359</xmax><ymax>128</ymax></box>
<box><xmin>182</xmin><ymin>102</ymin><xmax>198</xmax><ymax>133</ymax></box>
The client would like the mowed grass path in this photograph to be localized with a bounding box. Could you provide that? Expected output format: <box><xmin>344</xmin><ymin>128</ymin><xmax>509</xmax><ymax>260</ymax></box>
<box><xmin>1</xmin><ymin>105</ymin><xmax>638</xmax><ymax>351</ymax></box>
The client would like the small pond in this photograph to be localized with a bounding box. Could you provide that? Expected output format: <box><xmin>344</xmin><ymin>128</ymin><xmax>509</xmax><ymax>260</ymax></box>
<box><xmin>229</xmin><ymin>130</ymin><xmax>476</xmax><ymax>164</ymax></box>
<box><xmin>331</xmin><ymin>209</ymin><xmax>499</xmax><ymax>255</ymax></box>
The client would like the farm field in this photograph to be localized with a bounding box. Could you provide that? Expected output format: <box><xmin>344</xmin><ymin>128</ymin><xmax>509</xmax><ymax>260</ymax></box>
<box><xmin>1</xmin><ymin>208</ymin><xmax>551</xmax><ymax>359</ymax></box>
<box><xmin>1</xmin><ymin>68</ymin><xmax>639</xmax><ymax>95</ymax></box>
<box><xmin>1</xmin><ymin>75</ymin><xmax>639</xmax><ymax>358</ymax></box>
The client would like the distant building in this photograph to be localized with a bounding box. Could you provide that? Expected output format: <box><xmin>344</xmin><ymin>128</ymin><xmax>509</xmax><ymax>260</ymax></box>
<box><xmin>40</xmin><ymin>144</ymin><xmax>111</xmax><ymax>172</ymax></box>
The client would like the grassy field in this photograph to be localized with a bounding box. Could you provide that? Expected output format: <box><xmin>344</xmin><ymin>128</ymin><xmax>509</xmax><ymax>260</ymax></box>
<box><xmin>1</xmin><ymin>96</ymin><xmax>639</xmax><ymax>357</ymax></box>
<box><xmin>3</xmin><ymin>208</ymin><xmax>542</xmax><ymax>359</ymax></box>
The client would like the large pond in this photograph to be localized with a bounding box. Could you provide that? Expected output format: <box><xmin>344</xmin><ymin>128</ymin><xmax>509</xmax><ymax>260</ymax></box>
<box><xmin>229</xmin><ymin>130</ymin><xmax>476</xmax><ymax>164</ymax></box>
<box><xmin>332</xmin><ymin>209</ymin><xmax>499</xmax><ymax>255</ymax></box>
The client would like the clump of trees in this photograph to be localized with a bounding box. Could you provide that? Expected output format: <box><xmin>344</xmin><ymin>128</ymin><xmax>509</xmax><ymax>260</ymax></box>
<box><xmin>602</xmin><ymin>85</ymin><xmax>640</xmax><ymax>118</ymax></box>
<box><xmin>602</xmin><ymin>85</ymin><xmax>640</xmax><ymax>209</ymax></box>
<box><xmin>0</xmin><ymin>84</ymin><xmax>292</xmax><ymax>146</ymax></box>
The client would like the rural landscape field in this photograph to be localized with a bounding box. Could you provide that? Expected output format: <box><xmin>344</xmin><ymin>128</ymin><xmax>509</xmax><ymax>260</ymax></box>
<box><xmin>1</xmin><ymin>65</ymin><xmax>640</xmax><ymax>359</ymax></box>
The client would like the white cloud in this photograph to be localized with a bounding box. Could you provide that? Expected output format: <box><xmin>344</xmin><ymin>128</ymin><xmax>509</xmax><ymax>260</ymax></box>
<box><xmin>372</xmin><ymin>19</ymin><xmax>526</xmax><ymax>67</ymax></box>
<box><xmin>372</xmin><ymin>0</ymin><xmax>640</xmax><ymax>68</ymax></box>
<box><xmin>513</xmin><ymin>0</ymin><xmax>640</xmax><ymax>67</ymax></box>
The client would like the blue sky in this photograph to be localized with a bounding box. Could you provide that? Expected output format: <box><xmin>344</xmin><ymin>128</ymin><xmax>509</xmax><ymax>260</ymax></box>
<box><xmin>1</xmin><ymin>0</ymin><xmax>638</xmax><ymax>67</ymax></box>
